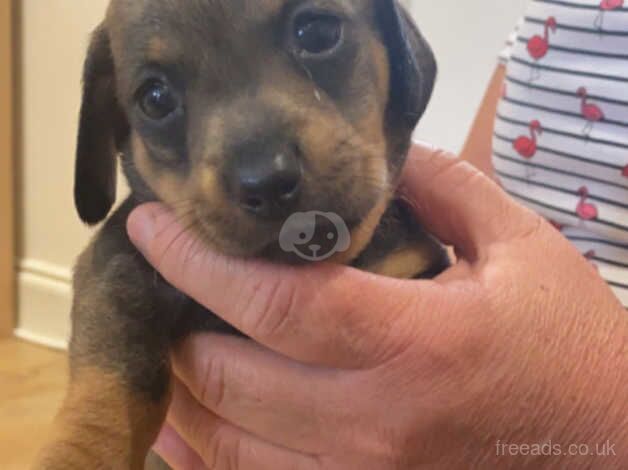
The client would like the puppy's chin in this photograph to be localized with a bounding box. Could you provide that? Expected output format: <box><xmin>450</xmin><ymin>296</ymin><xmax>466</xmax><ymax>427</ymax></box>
<box><xmin>192</xmin><ymin>219</ymin><xmax>275</xmax><ymax>259</ymax></box>
<box><xmin>258</xmin><ymin>245</ymin><xmax>324</xmax><ymax>265</ymax></box>
<box><xmin>192</xmin><ymin>211</ymin><xmax>362</xmax><ymax>265</ymax></box>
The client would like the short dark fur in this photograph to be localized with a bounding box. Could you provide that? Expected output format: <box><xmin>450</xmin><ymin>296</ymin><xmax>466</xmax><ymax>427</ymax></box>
<box><xmin>36</xmin><ymin>1</ymin><xmax>445</xmax><ymax>468</ymax></box>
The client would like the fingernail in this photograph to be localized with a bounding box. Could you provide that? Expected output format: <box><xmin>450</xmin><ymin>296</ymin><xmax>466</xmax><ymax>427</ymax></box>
<box><xmin>152</xmin><ymin>431</ymin><xmax>167</xmax><ymax>456</ymax></box>
<box><xmin>127</xmin><ymin>205</ymin><xmax>159</xmax><ymax>249</ymax></box>
<box><xmin>151</xmin><ymin>423</ymin><xmax>179</xmax><ymax>463</ymax></box>
<box><xmin>411</xmin><ymin>138</ymin><xmax>437</xmax><ymax>152</ymax></box>
<box><xmin>410</xmin><ymin>139</ymin><xmax>458</xmax><ymax>160</ymax></box>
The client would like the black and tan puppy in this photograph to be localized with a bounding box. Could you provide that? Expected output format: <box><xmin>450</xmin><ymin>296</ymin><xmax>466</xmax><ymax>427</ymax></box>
<box><xmin>35</xmin><ymin>0</ymin><xmax>446</xmax><ymax>468</ymax></box>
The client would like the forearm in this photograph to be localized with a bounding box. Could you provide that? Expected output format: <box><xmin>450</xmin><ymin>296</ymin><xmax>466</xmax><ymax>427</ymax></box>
<box><xmin>460</xmin><ymin>65</ymin><xmax>506</xmax><ymax>177</ymax></box>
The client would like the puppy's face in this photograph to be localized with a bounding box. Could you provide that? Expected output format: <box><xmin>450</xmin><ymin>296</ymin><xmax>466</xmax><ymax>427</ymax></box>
<box><xmin>75</xmin><ymin>0</ymin><xmax>436</xmax><ymax>261</ymax></box>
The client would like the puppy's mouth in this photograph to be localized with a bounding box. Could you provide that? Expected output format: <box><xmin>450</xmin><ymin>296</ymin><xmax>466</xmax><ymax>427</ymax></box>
<box><xmin>264</xmin><ymin>217</ymin><xmax>354</xmax><ymax>263</ymax></box>
<box><xmin>193</xmin><ymin>208</ymin><xmax>361</xmax><ymax>264</ymax></box>
<box><xmin>188</xmin><ymin>164</ymin><xmax>387</xmax><ymax>263</ymax></box>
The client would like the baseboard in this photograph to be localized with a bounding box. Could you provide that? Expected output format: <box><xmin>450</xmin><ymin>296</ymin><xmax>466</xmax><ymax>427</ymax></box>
<box><xmin>15</xmin><ymin>259</ymin><xmax>72</xmax><ymax>350</ymax></box>
<box><xmin>14</xmin><ymin>327</ymin><xmax>68</xmax><ymax>351</ymax></box>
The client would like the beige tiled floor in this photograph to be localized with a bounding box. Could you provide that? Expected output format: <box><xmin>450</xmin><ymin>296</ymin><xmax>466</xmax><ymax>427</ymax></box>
<box><xmin>0</xmin><ymin>338</ymin><xmax>67</xmax><ymax>470</ymax></box>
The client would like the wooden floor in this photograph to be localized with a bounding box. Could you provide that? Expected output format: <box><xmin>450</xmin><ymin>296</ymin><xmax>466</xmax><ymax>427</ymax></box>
<box><xmin>0</xmin><ymin>338</ymin><xmax>67</xmax><ymax>470</ymax></box>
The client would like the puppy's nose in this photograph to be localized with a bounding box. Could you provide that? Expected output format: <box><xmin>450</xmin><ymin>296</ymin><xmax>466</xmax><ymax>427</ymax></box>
<box><xmin>228</xmin><ymin>148</ymin><xmax>302</xmax><ymax>219</ymax></box>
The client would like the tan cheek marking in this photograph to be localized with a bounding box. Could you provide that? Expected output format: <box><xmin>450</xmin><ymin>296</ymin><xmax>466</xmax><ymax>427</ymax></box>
<box><xmin>330</xmin><ymin>196</ymin><xmax>389</xmax><ymax>265</ymax></box>
<box><xmin>197</xmin><ymin>168</ymin><xmax>223</xmax><ymax>206</ymax></box>
<box><xmin>257</xmin><ymin>88</ymin><xmax>347</xmax><ymax>176</ymax></box>
<box><xmin>260</xmin><ymin>80</ymin><xmax>387</xmax><ymax>182</ymax></box>
<box><xmin>370</xmin><ymin>37</ymin><xmax>391</xmax><ymax>111</ymax></box>
<box><xmin>194</xmin><ymin>112</ymin><xmax>230</xmax><ymax>205</ymax></box>
<box><xmin>199</xmin><ymin>112</ymin><xmax>227</xmax><ymax>168</ymax></box>
<box><xmin>263</xmin><ymin>84</ymin><xmax>391</xmax><ymax>264</ymax></box>
<box><xmin>258</xmin><ymin>61</ymin><xmax>392</xmax><ymax>266</ymax></box>
<box><xmin>292</xmin><ymin>102</ymin><xmax>387</xmax><ymax>189</ymax></box>
<box><xmin>363</xmin><ymin>242</ymin><xmax>440</xmax><ymax>279</ymax></box>
<box><xmin>132</xmin><ymin>135</ymin><xmax>195</xmax><ymax>208</ymax></box>
<box><xmin>133</xmin><ymin>135</ymin><xmax>231</xmax><ymax>248</ymax></box>
<box><xmin>342</xmin><ymin>38</ymin><xmax>389</xmax><ymax>146</ymax></box>
<box><xmin>343</xmin><ymin>39</ymin><xmax>391</xmax><ymax>190</ymax></box>
<box><xmin>366</xmin><ymin>150</ymin><xmax>389</xmax><ymax>189</ymax></box>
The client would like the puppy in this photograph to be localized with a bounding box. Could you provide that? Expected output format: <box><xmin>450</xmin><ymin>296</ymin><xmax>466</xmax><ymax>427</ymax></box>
<box><xmin>35</xmin><ymin>1</ymin><xmax>446</xmax><ymax>468</ymax></box>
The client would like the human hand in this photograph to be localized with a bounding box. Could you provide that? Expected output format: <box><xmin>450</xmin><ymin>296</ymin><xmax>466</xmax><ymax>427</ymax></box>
<box><xmin>128</xmin><ymin>143</ymin><xmax>628</xmax><ymax>469</ymax></box>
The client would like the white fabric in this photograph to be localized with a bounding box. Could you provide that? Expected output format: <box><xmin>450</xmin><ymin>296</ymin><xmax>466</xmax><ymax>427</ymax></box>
<box><xmin>495</xmin><ymin>0</ymin><xmax>628</xmax><ymax>306</ymax></box>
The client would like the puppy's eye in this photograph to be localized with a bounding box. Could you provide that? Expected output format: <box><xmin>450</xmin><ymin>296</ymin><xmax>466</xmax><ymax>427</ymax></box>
<box><xmin>138</xmin><ymin>80</ymin><xmax>178</xmax><ymax>120</ymax></box>
<box><xmin>294</xmin><ymin>12</ymin><xmax>343</xmax><ymax>55</ymax></box>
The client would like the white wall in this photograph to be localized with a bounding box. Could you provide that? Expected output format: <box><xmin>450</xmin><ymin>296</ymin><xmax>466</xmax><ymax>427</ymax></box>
<box><xmin>16</xmin><ymin>0</ymin><xmax>110</xmax><ymax>348</ymax></box>
<box><xmin>406</xmin><ymin>0</ymin><xmax>527</xmax><ymax>150</ymax></box>
<box><xmin>16</xmin><ymin>0</ymin><xmax>527</xmax><ymax>348</ymax></box>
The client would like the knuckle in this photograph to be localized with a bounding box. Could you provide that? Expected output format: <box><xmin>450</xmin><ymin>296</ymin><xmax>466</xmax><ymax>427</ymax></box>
<box><xmin>199</xmin><ymin>354</ymin><xmax>227</xmax><ymax>411</ymax></box>
<box><xmin>182</xmin><ymin>408</ymin><xmax>215</xmax><ymax>453</ymax></box>
<box><xmin>515</xmin><ymin>211</ymin><xmax>545</xmax><ymax>241</ymax></box>
<box><xmin>202</xmin><ymin>429</ymin><xmax>242</xmax><ymax>470</ymax></box>
<box><xmin>431</xmin><ymin>147</ymin><xmax>459</xmax><ymax>162</ymax></box>
<box><xmin>430</xmin><ymin>150</ymin><xmax>470</xmax><ymax>177</ymax></box>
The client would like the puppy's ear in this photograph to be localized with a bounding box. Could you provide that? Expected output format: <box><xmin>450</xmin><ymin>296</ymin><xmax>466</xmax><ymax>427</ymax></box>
<box><xmin>376</xmin><ymin>1</ymin><xmax>437</xmax><ymax>157</ymax></box>
<box><xmin>75</xmin><ymin>25</ymin><xmax>128</xmax><ymax>225</ymax></box>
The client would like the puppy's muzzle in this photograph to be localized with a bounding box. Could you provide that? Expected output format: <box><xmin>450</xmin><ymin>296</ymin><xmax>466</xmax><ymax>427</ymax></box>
<box><xmin>225</xmin><ymin>137</ymin><xmax>303</xmax><ymax>220</ymax></box>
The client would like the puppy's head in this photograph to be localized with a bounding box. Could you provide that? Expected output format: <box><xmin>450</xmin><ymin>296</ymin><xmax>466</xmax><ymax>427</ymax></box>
<box><xmin>75</xmin><ymin>0</ymin><xmax>436</xmax><ymax>261</ymax></box>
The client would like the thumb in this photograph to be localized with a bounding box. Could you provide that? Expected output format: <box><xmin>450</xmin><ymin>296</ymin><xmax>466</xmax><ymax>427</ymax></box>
<box><xmin>399</xmin><ymin>142</ymin><xmax>541</xmax><ymax>260</ymax></box>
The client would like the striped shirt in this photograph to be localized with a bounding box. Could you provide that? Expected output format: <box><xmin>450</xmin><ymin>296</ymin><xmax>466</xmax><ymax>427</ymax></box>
<box><xmin>495</xmin><ymin>0</ymin><xmax>628</xmax><ymax>307</ymax></box>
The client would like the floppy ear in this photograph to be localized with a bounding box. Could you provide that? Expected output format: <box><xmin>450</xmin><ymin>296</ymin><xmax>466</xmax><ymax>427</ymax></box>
<box><xmin>375</xmin><ymin>1</ymin><xmax>437</xmax><ymax>160</ymax></box>
<box><xmin>74</xmin><ymin>25</ymin><xmax>129</xmax><ymax>225</ymax></box>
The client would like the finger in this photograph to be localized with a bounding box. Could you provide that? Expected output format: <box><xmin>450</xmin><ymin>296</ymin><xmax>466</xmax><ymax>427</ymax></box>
<box><xmin>171</xmin><ymin>334</ymin><xmax>355</xmax><ymax>454</ymax></box>
<box><xmin>167</xmin><ymin>374</ymin><xmax>322</xmax><ymax>470</ymax></box>
<box><xmin>400</xmin><ymin>142</ymin><xmax>542</xmax><ymax>259</ymax></box>
<box><xmin>153</xmin><ymin>423</ymin><xmax>207</xmax><ymax>470</ymax></box>
<box><xmin>128</xmin><ymin>204</ymin><xmax>439</xmax><ymax>368</ymax></box>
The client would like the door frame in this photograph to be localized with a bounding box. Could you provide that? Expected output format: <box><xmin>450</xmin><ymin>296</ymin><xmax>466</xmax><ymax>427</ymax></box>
<box><xmin>1</xmin><ymin>0</ymin><xmax>16</xmax><ymax>337</ymax></box>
